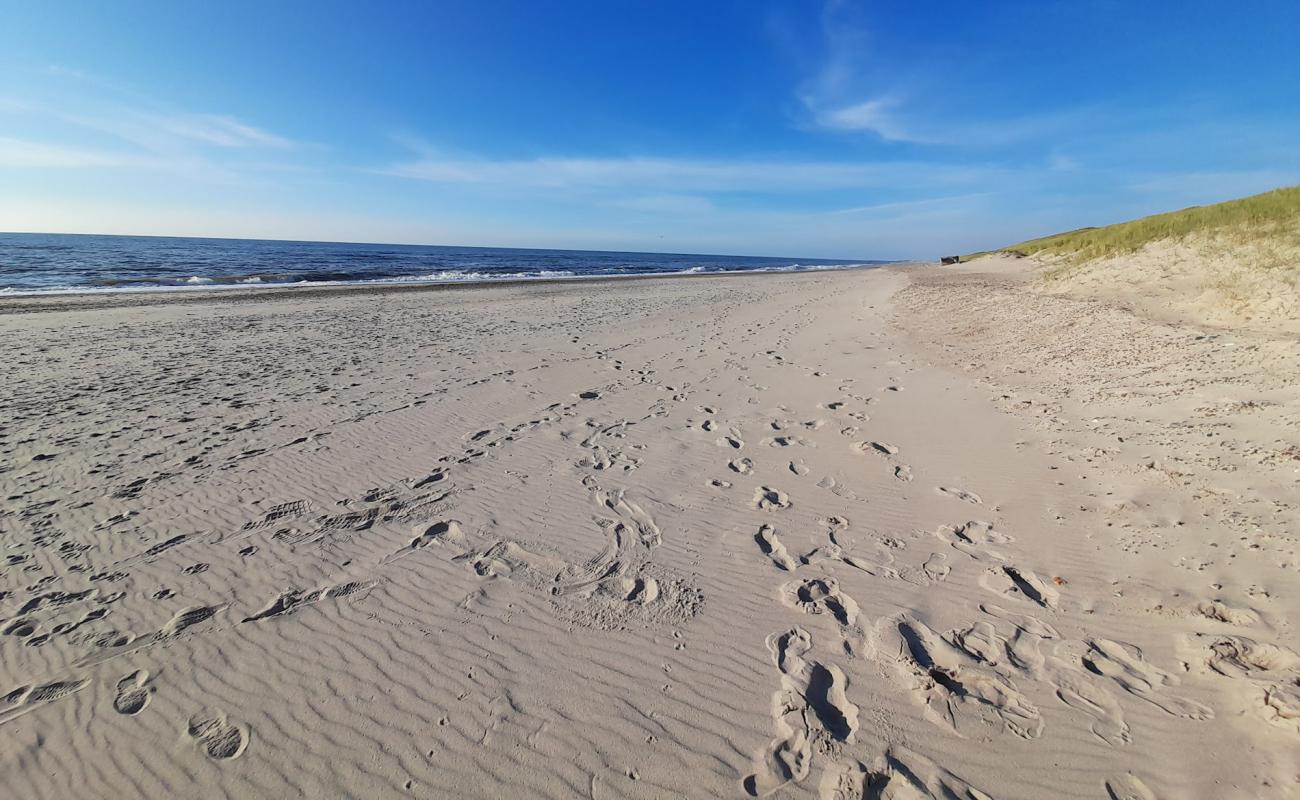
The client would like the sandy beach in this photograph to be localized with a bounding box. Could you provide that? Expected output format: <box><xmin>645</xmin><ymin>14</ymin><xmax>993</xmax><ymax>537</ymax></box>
<box><xmin>2</xmin><ymin>261</ymin><xmax>1297</xmax><ymax>798</ymax></box>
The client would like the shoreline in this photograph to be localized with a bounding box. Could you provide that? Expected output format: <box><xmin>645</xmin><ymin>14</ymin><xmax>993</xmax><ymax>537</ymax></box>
<box><xmin>0</xmin><ymin>260</ymin><xmax>903</xmax><ymax>314</ymax></box>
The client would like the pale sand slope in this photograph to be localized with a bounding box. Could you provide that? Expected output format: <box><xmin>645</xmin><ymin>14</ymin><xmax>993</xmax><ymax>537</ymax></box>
<box><xmin>0</xmin><ymin>266</ymin><xmax>1296</xmax><ymax>799</ymax></box>
<box><xmin>1019</xmin><ymin>235</ymin><xmax>1300</xmax><ymax>336</ymax></box>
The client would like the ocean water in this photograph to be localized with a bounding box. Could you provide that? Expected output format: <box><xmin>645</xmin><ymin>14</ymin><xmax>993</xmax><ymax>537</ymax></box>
<box><xmin>0</xmin><ymin>232</ymin><xmax>883</xmax><ymax>295</ymax></box>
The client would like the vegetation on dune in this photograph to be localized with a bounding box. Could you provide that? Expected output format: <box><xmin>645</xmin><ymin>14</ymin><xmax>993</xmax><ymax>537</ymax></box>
<box><xmin>966</xmin><ymin>186</ymin><xmax>1300</xmax><ymax>333</ymax></box>
<box><xmin>1001</xmin><ymin>185</ymin><xmax>1300</xmax><ymax>266</ymax></box>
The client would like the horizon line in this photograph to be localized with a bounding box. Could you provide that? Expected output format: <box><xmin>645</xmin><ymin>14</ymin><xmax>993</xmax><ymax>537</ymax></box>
<box><xmin>0</xmin><ymin>228</ymin><xmax>891</xmax><ymax>264</ymax></box>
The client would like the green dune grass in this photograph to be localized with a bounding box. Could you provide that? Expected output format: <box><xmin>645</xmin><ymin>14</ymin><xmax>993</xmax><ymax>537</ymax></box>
<box><xmin>1001</xmin><ymin>185</ymin><xmax>1300</xmax><ymax>266</ymax></box>
<box><xmin>967</xmin><ymin>185</ymin><xmax>1300</xmax><ymax>333</ymax></box>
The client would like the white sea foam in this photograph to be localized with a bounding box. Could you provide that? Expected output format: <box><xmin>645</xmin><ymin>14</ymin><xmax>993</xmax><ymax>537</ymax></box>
<box><xmin>0</xmin><ymin>263</ymin><xmax>877</xmax><ymax>297</ymax></box>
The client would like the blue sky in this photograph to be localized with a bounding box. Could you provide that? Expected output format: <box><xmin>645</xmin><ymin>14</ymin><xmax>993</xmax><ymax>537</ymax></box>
<box><xmin>2</xmin><ymin>0</ymin><xmax>1298</xmax><ymax>259</ymax></box>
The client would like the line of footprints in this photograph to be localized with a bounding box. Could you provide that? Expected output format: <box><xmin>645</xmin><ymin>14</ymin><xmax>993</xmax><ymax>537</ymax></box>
<box><xmin>714</xmin><ymin>392</ymin><xmax>1235</xmax><ymax>799</ymax></box>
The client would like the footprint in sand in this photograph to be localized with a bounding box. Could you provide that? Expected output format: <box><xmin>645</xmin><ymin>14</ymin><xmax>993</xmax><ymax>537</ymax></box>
<box><xmin>815</xmin><ymin>476</ymin><xmax>861</xmax><ymax>502</ymax></box>
<box><xmin>1050</xmin><ymin>665</ymin><xmax>1132</xmax><ymax>746</ymax></box>
<box><xmin>852</xmin><ymin>746</ymin><xmax>994</xmax><ymax>800</ymax></box>
<box><xmin>596</xmin><ymin>488</ymin><xmax>661</xmax><ymax>546</ymax></box>
<box><xmin>755</xmin><ymin>525</ymin><xmax>797</xmax><ymax>571</ymax></box>
<box><xmin>729</xmin><ymin>457</ymin><xmax>754</xmax><ymax>475</ymax></box>
<box><xmin>801</xmin><ymin>536</ymin><xmax>899</xmax><ymax>580</ymax></box>
<box><xmin>937</xmin><ymin>486</ymin><xmax>982</xmax><ymax>504</ymax></box>
<box><xmin>852</xmin><ymin>441</ymin><xmax>898</xmax><ymax>457</ymax></box>
<box><xmin>893</xmin><ymin>464</ymin><xmax>913</xmax><ymax>482</ymax></box>
<box><xmin>947</xmin><ymin>620</ymin><xmax>1006</xmax><ymax>667</ymax></box>
<box><xmin>242</xmin><ymin>580</ymin><xmax>378</xmax><ymax>622</ymax></box>
<box><xmin>1180</xmin><ymin>634</ymin><xmax>1300</xmax><ymax>726</ymax></box>
<box><xmin>781</xmin><ymin>578</ymin><xmax>860</xmax><ymax>627</ymax></box>
<box><xmin>454</xmin><ymin>540</ymin><xmax>561</xmax><ymax>580</ymax></box>
<box><xmin>789</xmin><ymin>460</ymin><xmax>809</xmax><ymax>476</ymax></box>
<box><xmin>0</xmin><ymin>678</ymin><xmax>90</xmax><ymax>724</ymax></box>
<box><xmin>1105</xmin><ymin>773</ymin><xmax>1157</xmax><ymax>800</ymax></box>
<box><xmin>618</xmin><ymin>575</ymin><xmax>660</xmax><ymax>606</ymax></box>
<box><xmin>980</xmin><ymin>603</ymin><xmax>1059</xmax><ymax>639</ymax></box>
<box><xmin>411</xmin><ymin>469</ymin><xmax>448</xmax><ymax>490</ymax></box>
<box><xmin>242</xmin><ymin>499</ymin><xmax>308</xmax><ymax>531</ymax></box>
<box><xmin>818</xmin><ymin>515</ymin><xmax>850</xmax><ymax>533</ymax></box>
<box><xmin>1073</xmin><ymin>638</ymin><xmax>1214</xmax><ymax>720</ymax></box>
<box><xmin>921</xmin><ymin>553</ymin><xmax>950</xmax><ymax>583</ymax></box>
<box><xmin>979</xmin><ymin>564</ymin><xmax>1060</xmax><ymax>609</ymax></box>
<box><xmin>156</xmin><ymin>605</ymin><xmax>225</xmax><ymax>639</ymax></box>
<box><xmin>1262</xmin><ymin>682</ymin><xmax>1300</xmax><ymax>730</ymax></box>
<box><xmin>753</xmin><ymin>487</ymin><xmax>792</xmax><ymax>511</ymax></box>
<box><xmin>406</xmin><ymin>520</ymin><xmax>466</xmax><ymax>552</ymax></box>
<box><xmin>936</xmin><ymin>520</ymin><xmax>1013</xmax><ymax>561</ymax></box>
<box><xmin>764</xmin><ymin>435</ymin><xmax>814</xmax><ymax>448</ymax></box>
<box><xmin>971</xmin><ymin>607</ymin><xmax>1058</xmax><ymax>677</ymax></box>
<box><xmin>1193</xmin><ymin>600</ymin><xmax>1258</xmax><ymax>626</ymax></box>
<box><xmin>877</xmin><ymin>614</ymin><xmax>1043</xmax><ymax>739</ymax></box>
<box><xmin>744</xmin><ymin>628</ymin><xmax>860</xmax><ymax>797</ymax></box>
<box><xmin>1190</xmin><ymin>633</ymin><xmax>1299</xmax><ymax>678</ymax></box>
<box><xmin>818</xmin><ymin>760</ymin><xmax>870</xmax><ymax>800</ymax></box>
<box><xmin>744</xmin><ymin>628</ymin><xmax>815</xmax><ymax>797</ymax></box>
<box><xmin>188</xmin><ymin>711</ymin><xmax>250</xmax><ymax>760</ymax></box>
<box><xmin>798</xmin><ymin>541</ymin><xmax>844</xmax><ymax>565</ymax></box>
<box><xmin>112</xmin><ymin>670</ymin><xmax>152</xmax><ymax>715</ymax></box>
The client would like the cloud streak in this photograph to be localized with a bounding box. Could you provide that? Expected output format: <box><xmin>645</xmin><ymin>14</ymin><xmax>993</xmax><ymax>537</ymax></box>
<box><xmin>809</xmin><ymin>96</ymin><xmax>923</xmax><ymax>142</ymax></box>
<box><xmin>143</xmin><ymin>114</ymin><xmax>293</xmax><ymax>149</ymax></box>
<box><xmin>379</xmin><ymin>153</ymin><xmax>1006</xmax><ymax>193</ymax></box>
<box><xmin>15</xmin><ymin>65</ymin><xmax>295</xmax><ymax>152</ymax></box>
<box><xmin>0</xmin><ymin>84</ymin><xmax>300</xmax><ymax>184</ymax></box>
<box><xmin>792</xmin><ymin>2</ymin><xmax>1091</xmax><ymax>149</ymax></box>
<box><xmin>0</xmin><ymin>136</ymin><xmax>142</xmax><ymax>169</ymax></box>
<box><xmin>808</xmin><ymin>95</ymin><xmax>1094</xmax><ymax>149</ymax></box>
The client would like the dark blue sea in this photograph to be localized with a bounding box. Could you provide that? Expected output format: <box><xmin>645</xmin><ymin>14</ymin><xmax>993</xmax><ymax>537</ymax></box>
<box><xmin>0</xmin><ymin>233</ymin><xmax>883</xmax><ymax>295</ymax></box>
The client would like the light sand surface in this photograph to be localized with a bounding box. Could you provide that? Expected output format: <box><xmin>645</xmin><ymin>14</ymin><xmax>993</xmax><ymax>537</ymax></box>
<box><xmin>1</xmin><ymin>265</ymin><xmax>1297</xmax><ymax>798</ymax></box>
<box><xmin>1002</xmin><ymin>237</ymin><xmax>1300</xmax><ymax>336</ymax></box>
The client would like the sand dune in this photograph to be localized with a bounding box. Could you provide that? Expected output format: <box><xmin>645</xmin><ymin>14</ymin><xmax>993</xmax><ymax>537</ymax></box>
<box><xmin>992</xmin><ymin>185</ymin><xmax>1300</xmax><ymax>335</ymax></box>
<box><xmin>1</xmin><ymin>265</ymin><xmax>1296</xmax><ymax>798</ymax></box>
<box><xmin>1029</xmin><ymin>237</ymin><xmax>1300</xmax><ymax>335</ymax></box>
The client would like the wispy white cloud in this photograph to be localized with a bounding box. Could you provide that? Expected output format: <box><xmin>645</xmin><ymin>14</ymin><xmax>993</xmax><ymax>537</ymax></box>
<box><xmin>793</xmin><ymin>2</ymin><xmax>1089</xmax><ymax>149</ymax></box>
<box><xmin>0</xmin><ymin>136</ymin><xmax>141</xmax><ymax>168</ymax></box>
<box><xmin>830</xmin><ymin>99</ymin><xmax>1095</xmax><ymax>150</ymax></box>
<box><xmin>144</xmin><ymin>114</ymin><xmax>293</xmax><ymax>149</ymax></box>
<box><xmin>1</xmin><ymin>61</ymin><xmax>298</xmax><ymax>181</ymax></box>
<box><xmin>795</xmin><ymin>0</ymin><xmax>875</xmax><ymax>107</ymax></box>
<box><xmin>808</xmin><ymin>96</ymin><xmax>921</xmax><ymax>142</ymax></box>
<box><xmin>808</xmin><ymin>95</ymin><xmax>1093</xmax><ymax>149</ymax></box>
<box><xmin>378</xmin><ymin>152</ymin><xmax>1005</xmax><ymax>192</ymax></box>
<box><xmin>793</xmin><ymin>1</ymin><xmax>919</xmax><ymax>141</ymax></box>
<box><xmin>826</xmin><ymin>191</ymin><xmax>995</xmax><ymax>216</ymax></box>
<box><xmin>42</xmin><ymin>107</ymin><xmax>296</xmax><ymax>156</ymax></box>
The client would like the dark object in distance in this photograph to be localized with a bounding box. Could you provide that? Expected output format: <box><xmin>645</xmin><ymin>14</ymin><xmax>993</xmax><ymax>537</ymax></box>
<box><xmin>940</xmin><ymin>256</ymin><xmax>960</xmax><ymax>265</ymax></box>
